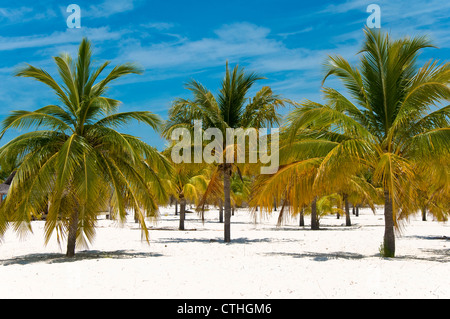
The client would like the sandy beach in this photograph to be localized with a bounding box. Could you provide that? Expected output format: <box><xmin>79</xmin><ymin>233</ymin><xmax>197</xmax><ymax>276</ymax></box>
<box><xmin>0</xmin><ymin>207</ymin><xmax>448</xmax><ymax>299</ymax></box>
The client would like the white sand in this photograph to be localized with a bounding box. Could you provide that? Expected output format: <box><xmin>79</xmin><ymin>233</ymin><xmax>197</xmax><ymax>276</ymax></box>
<box><xmin>0</xmin><ymin>206</ymin><xmax>448</xmax><ymax>299</ymax></box>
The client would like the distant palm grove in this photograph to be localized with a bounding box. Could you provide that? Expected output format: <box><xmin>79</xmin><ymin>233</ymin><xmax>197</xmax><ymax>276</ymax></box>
<box><xmin>0</xmin><ymin>27</ymin><xmax>448</xmax><ymax>258</ymax></box>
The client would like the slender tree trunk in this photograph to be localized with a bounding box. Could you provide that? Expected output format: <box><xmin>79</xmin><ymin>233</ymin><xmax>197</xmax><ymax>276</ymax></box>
<box><xmin>352</xmin><ymin>204</ymin><xmax>356</xmax><ymax>215</ymax></box>
<box><xmin>299</xmin><ymin>207</ymin><xmax>305</xmax><ymax>227</ymax></box>
<box><xmin>273</xmin><ymin>196</ymin><xmax>277</xmax><ymax>211</ymax></box>
<box><xmin>383</xmin><ymin>190</ymin><xmax>395</xmax><ymax>257</ymax></box>
<box><xmin>223</xmin><ymin>164</ymin><xmax>232</xmax><ymax>243</ymax></box>
<box><xmin>219</xmin><ymin>199</ymin><xmax>224</xmax><ymax>223</ymax></box>
<box><xmin>175</xmin><ymin>200</ymin><xmax>178</xmax><ymax>216</ymax></box>
<box><xmin>179</xmin><ymin>197</ymin><xmax>186</xmax><ymax>230</ymax></box>
<box><xmin>134</xmin><ymin>208</ymin><xmax>138</xmax><ymax>223</ymax></box>
<box><xmin>106</xmin><ymin>194</ymin><xmax>113</xmax><ymax>220</ymax></box>
<box><xmin>311</xmin><ymin>197</ymin><xmax>319</xmax><ymax>230</ymax></box>
<box><xmin>344</xmin><ymin>194</ymin><xmax>351</xmax><ymax>227</ymax></box>
<box><xmin>422</xmin><ymin>207</ymin><xmax>427</xmax><ymax>221</ymax></box>
<box><xmin>356</xmin><ymin>205</ymin><xmax>359</xmax><ymax>217</ymax></box>
<box><xmin>277</xmin><ymin>200</ymin><xmax>286</xmax><ymax>227</ymax></box>
<box><xmin>66</xmin><ymin>204</ymin><xmax>79</xmax><ymax>258</ymax></box>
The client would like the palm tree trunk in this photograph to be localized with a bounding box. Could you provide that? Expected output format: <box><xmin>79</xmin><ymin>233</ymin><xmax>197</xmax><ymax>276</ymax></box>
<box><xmin>66</xmin><ymin>204</ymin><xmax>79</xmax><ymax>258</ymax></box>
<box><xmin>383</xmin><ymin>190</ymin><xmax>395</xmax><ymax>257</ymax></box>
<box><xmin>179</xmin><ymin>197</ymin><xmax>186</xmax><ymax>230</ymax></box>
<box><xmin>175</xmin><ymin>200</ymin><xmax>178</xmax><ymax>216</ymax></box>
<box><xmin>219</xmin><ymin>199</ymin><xmax>224</xmax><ymax>223</ymax></box>
<box><xmin>107</xmin><ymin>193</ymin><xmax>113</xmax><ymax>220</ymax></box>
<box><xmin>422</xmin><ymin>206</ymin><xmax>427</xmax><ymax>221</ymax></box>
<box><xmin>311</xmin><ymin>197</ymin><xmax>319</xmax><ymax>230</ymax></box>
<box><xmin>344</xmin><ymin>194</ymin><xmax>351</xmax><ymax>227</ymax></box>
<box><xmin>277</xmin><ymin>200</ymin><xmax>287</xmax><ymax>227</ymax></box>
<box><xmin>223</xmin><ymin>164</ymin><xmax>232</xmax><ymax>243</ymax></box>
<box><xmin>299</xmin><ymin>207</ymin><xmax>305</xmax><ymax>227</ymax></box>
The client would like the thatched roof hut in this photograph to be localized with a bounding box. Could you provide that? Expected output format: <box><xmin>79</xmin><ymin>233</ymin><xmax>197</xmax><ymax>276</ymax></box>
<box><xmin>0</xmin><ymin>171</ymin><xmax>15</xmax><ymax>195</ymax></box>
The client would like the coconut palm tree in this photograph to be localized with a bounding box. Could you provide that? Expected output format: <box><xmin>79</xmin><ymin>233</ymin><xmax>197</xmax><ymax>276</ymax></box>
<box><xmin>250</xmin><ymin>148</ymin><xmax>324</xmax><ymax>230</ymax></box>
<box><xmin>163</xmin><ymin>62</ymin><xmax>286</xmax><ymax>242</ymax></box>
<box><xmin>0</xmin><ymin>38</ymin><xmax>170</xmax><ymax>257</ymax></box>
<box><xmin>282</xmin><ymin>27</ymin><xmax>450</xmax><ymax>256</ymax></box>
<box><xmin>231</xmin><ymin>172</ymin><xmax>252</xmax><ymax>210</ymax></box>
<box><xmin>413</xmin><ymin>157</ymin><xmax>449</xmax><ymax>222</ymax></box>
<box><xmin>308</xmin><ymin>194</ymin><xmax>345</xmax><ymax>226</ymax></box>
<box><xmin>165</xmin><ymin>162</ymin><xmax>208</xmax><ymax>230</ymax></box>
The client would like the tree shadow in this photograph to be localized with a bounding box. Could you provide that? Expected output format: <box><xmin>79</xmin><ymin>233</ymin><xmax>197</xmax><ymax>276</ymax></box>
<box><xmin>263</xmin><ymin>248</ymin><xmax>450</xmax><ymax>263</ymax></box>
<box><xmin>0</xmin><ymin>250</ymin><xmax>164</xmax><ymax>266</ymax></box>
<box><xmin>395</xmin><ymin>248</ymin><xmax>450</xmax><ymax>263</ymax></box>
<box><xmin>404</xmin><ymin>235</ymin><xmax>449</xmax><ymax>241</ymax></box>
<box><xmin>262</xmin><ymin>251</ymin><xmax>369</xmax><ymax>261</ymax></box>
<box><xmin>156</xmin><ymin>236</ymin><xmax>296</xmax><ymax>245</ymax></box>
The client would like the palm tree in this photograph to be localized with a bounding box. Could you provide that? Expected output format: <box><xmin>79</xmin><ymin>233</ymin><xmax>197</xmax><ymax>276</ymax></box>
<box><xmin>0</xmin><ymin>38</ymin><xmax>170</xmax><ymax>257</ymax></box>
<box><xmin>250</xmin><ymin>148</ymin><xmax>325</xmax><ymax>230</ymax></box>
<box><xmin>311</xmin><ymin>194</ymin><xmax>345</xmax><ymax>225</ymax></box>
<box><xmin>250</xmin><ymin>121</ymin><xmax>350</xmax><ymax>230</ymax></box>
<box><xmin>164</xmin><ymin>62</ymin><xmax>286</xmax><ymax>242</ymax></box>
<box><xmin>231</xmin><ymin>173</ymin><xmax>252</xmax><ymax>211</ymax></box>
<box><xmin>414</xmin><ymin>157</ymin><xmax>449</xmax><ymax>222</ymax></box>
<box><xmin>283</xmin><ymin>28</ymin><xmax>450</xmax><ymax>256</ymax></box>
<box><xmin>165</xmin><ymin>162</ymin><xmax>208</xmax><ymax>230</ymax></box>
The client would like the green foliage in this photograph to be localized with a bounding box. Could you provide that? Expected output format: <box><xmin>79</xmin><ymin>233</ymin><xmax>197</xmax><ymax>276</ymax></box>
<box><xmin>251</xmin><ymin>28</ymin><xmax>449</xmax><ymax>248</ymax></box>
<box><xmin>163</xmin><ymin>62</ymin><xmax>287</xmax><ymax>241</ymax></box>
<box><xmin>0</xmin><ymin>38</ymin><xmax>170</xmax><ymax>252</ymax></box>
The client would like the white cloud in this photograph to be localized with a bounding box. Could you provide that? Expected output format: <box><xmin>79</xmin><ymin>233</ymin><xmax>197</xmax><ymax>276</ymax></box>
<box><xmin>321</xmin><ymin>0</ymin><xmax>450</xmax><ymax>48</ymax></box>
<box><xmin>278</xmin><ymin>27</ymin><xmax>313</xmax><ymax>39</ymax></box>
<box><xmin>0</xmin><ymin>6</ymin><xmax>57</xmax><ymax>24</ymax></box>
<box><xmin>83</xmin><ymin>0</ymin><xmax>138</xmax><ymax>18</ymax></box>
<box><xmin>321</xmin><ymin>0</ymin><xmax>371</xmax><ymax>14</ymax></box>
<box><xmin>140</xmin><ymin>22</ymin><xmax>175</xmax><ymax>31</ymax></box>
<box><xmin>0</xmin><ymin>7</ymin><xmax>33</xmax><ymax>22</ymax></box>
<box><xmin>0</xmin><ymin>27</ymin><xmax>125</xmax><ymax>51</ymax></box>
<box><xmin>121</xmin><ymin>23</ymin><xmax>305</xmax><ymax>72</ymax></box>
<box><xmin>118</xmin><ymin>21</ymin><xmax>360</xmax><ymax>85</ymax></box>
<box><xmin>380</xmin><ymin>1</ymin><xmax>450</xmax><ymax>48</ymax></box>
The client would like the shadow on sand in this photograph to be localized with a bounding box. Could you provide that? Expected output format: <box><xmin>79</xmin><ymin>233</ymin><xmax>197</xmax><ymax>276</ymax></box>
<box><xmin>396</xmin><ymin>248</ymin><xmax>450</xmax><ymax>263</ymax></box>
<box><xmin>262</xmin><ymin>251</ymin><xmax>368</xmax><ymax>261</ymax></box>
<box><xmin>0</xmin><ymin>250</ymin><xmax>164</xmax><ymax>266</ymax></box>
<box><xmin>263</xmin><ymin>247</ymin><xmax>450</xmax><ymax>263</ymax></box>
<box><xmin>156</xmin><ymin>236</ymin><xmax>299</xmax><ymax>245</ymax></box>
<box><xmin>404</xmin><ymin>235</ymin><xmax>449</xmax><ymax>241</ymax></box>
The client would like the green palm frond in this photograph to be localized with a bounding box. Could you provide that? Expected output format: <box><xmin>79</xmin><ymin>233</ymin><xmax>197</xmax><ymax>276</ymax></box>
<box><xmin>217</xmin><ymin>62</ymin><xmax>265</xmax><ymax>129</ymax></box>
<box><xmin>0</xmin><ymin>38</ymin><xmax>168</xmax><ymax>256</ymax></box>
<box><xmin>259</xmin><ymin>27</ymin><xmax>449</xmax><ymax>248</ymax></box>
<box><xmin>241</xmin><ymin>86</ymin><xmax>284</xmax><ymax>129</ymax></box>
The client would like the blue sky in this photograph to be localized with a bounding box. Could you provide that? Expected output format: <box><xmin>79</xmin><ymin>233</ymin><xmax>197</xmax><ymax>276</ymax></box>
<box><xmin>0</xmin><ymin>0</ymin><xmax>449</xmax><ymax>149</ymax></box>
